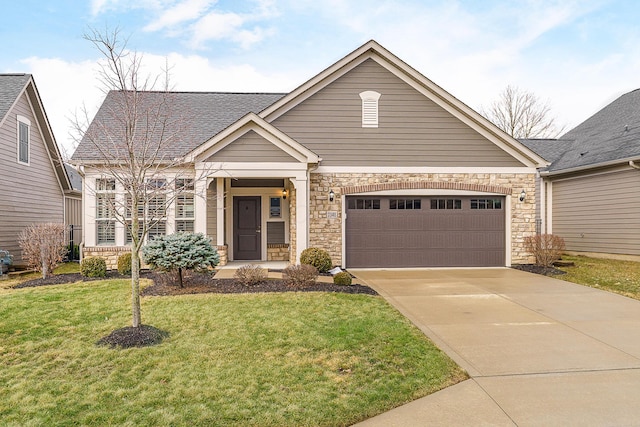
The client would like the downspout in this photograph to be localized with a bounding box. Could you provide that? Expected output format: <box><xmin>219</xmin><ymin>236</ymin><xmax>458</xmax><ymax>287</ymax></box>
<box><xmin>630</xmin><ymin>160</ymin><xmax>640</xmax><ymax>170</ymax></box>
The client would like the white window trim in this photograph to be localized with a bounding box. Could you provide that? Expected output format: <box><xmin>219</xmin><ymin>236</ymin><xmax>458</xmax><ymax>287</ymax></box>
<box><xmin>359</xmin><ymin>90</ymin><xmax>381</xmax><ymax>128</ymax></box>
<box><xmin>16</xmin><ymin>115</ymin><xmax>31</xmax><ymax>165</ymax></box>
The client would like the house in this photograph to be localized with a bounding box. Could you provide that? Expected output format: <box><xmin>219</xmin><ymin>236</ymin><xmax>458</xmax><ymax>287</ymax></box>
<box><xmin>72</xmin><ymin>41</ymin><xmax>547</xmax><ymax>268</ymax></box>
<box><xmin>521</xmin><ymin>89</ymin><xmax>640</xmax><ymax>261</ymax></box>
<box><xmin>0</xmin><ymin>74</ymin><xmax>81</xmax><ymax>266</ymax></box>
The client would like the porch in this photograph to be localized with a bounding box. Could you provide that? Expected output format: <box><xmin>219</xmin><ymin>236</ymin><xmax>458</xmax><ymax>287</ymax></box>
<box><xmin>195</xmin><ymin>175</ymin><xmax>308</xmax><ymax>266</ymax></box>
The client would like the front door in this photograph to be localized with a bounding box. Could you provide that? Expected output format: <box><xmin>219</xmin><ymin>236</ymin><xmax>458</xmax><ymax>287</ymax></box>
<box><xmin>233</xmin><ymin>196</ymin><xmax>261</xmax><ymax>260</ymax></box>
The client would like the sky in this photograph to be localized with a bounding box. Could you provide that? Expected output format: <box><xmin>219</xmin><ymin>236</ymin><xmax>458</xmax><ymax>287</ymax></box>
<box><xmin>2</xmin><ymin>0</ymin><xmax>640</xmax><ymax>157</ymax></box>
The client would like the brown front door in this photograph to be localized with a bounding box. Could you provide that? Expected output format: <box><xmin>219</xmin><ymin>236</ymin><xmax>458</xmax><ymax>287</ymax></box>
<box><xmin>233</xmin><ymin>196</ymin><xmax>261</xmax><ymax>260</ymax></box>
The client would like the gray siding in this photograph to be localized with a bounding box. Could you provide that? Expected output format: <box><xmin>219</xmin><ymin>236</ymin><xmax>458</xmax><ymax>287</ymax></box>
<box><xmin>206</xmin><ymin>130</ymin><xmax>299</xmax><ymax>163</ymax></box>
<box><xmin>552</xmin><ymin>167</ymin><xmax>640</xmax><ymax>255</ymax></box>
<box><xmin>0</xmin><ymin>92</ymin><xmax>64</xmax><ymax>263</ymax></box>
<box><xmin>65</xmin><ymin>197</ymin><xmax>82</xmax><ymax>228</ymax></box>
<box><xmin>271</xmin><ymin>59</ymin><xmax>525</xmax><ymax>167</ymax></box>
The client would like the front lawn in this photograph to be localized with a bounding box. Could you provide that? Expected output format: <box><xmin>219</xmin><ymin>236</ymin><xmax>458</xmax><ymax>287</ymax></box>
<box><xmin>0</xmin><ymin>278</ymin><xmax>465</xmax><ymax>426</ymax></box>
<box><xmin>554</xmin><ymin>255</ymin><xmax>640</xmax><ymax>300</ymax></box>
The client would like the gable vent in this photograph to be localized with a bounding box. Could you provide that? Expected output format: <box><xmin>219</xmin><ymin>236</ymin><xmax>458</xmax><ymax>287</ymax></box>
<box><xmin>359</xmin><ymin>90</ymin><xmax>381</xmax><ymax>128</ymax></box>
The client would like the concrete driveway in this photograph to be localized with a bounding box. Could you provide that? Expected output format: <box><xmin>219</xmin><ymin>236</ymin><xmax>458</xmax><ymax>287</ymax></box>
<box><xmin>351</xmin><ymin>268</ymin><xmax>640</xmax><ymax>426</ymax></box>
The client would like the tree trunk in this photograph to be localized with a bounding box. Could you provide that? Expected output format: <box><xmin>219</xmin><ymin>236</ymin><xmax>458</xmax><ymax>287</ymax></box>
<box><xmin>131</xmin><ymin>251</ymin><xmax>142</xmax><ymax>328</ymax></box>
<box><xmin>178</xmin><ymin>267</ymin><xmax>183</xmax><ymax>288</ymax></box>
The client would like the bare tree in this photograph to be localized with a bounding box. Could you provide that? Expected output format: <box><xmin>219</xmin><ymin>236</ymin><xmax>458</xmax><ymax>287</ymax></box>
<box><xmin>72</xmin><ymin>28</ymin><xmax>193</xmax><ymax>329</ymax></box>
<box><xmin>19</xmin><ymin>223</ymin><xmax>67</xmax><ymax>279</ymax></box>
<box><xmin>482</xmin><ymin>85</ymin><xmax>563</xmax><ymax>139</ymax></box>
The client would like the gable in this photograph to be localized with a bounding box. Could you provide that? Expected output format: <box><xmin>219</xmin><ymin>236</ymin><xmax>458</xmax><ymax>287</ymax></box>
<box><xmin>205</xmin><ymin>130</ymin><xmax>299</xmax><ymax>163</ymax></box>
<box><xmin>270</xmin><ymin>59</ymin><xmax>527</xmax><ymax>168</ymax></box>
<box><xmin>0</xmin><ymin>90</ymin><xmax>65</xmax><ymax>260</ymax></box>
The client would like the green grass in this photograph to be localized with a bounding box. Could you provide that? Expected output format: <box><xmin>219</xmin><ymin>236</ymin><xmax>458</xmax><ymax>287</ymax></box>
<box><xmin>0</xmin><ymin>262</ymin><xmax>80</xmax><ymax>289</ymax></box>
<box><xmin>0</xmin><ymin>278</ymin><xmax>465</xmax><ymax>426</ymax></box>
<box><xmin>554</xmin><ymin>255</ymin><xmax>640</xmax><ymax>299</ymax></box>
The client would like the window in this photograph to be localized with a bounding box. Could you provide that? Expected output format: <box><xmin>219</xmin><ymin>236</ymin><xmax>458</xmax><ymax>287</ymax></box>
<box><xmin>471</xmin><ymin>199</ymin><xmax>503</xmax><ymax>210</ymax></box>
<box><xmin>175</xmin><ymin>179</ymin><xmax>194</xmax><ymax>233</ymax></box>
<box><xmin>17</xmin><ymin>116</ymin><xmax>30</xmax><ymax>164</ymax></box>
<box><xmin>430</xmin><ymin>199</ymin><xmax>462</xmax><ymax>210</ymax></box>
<box><xmin>347</xmin><ymin>198</ymin><xmax>380</xmax><ymax>210</ymax></box>
<box><xmin>125</xmin><ymin>195</ymin><xmax>168</xmax><ymax>243</ymax></box>
<box><xmin>96</xmin><ymin>178</ymin><xmax>116</xmax><ymax>244</ymax></box>
<box><xmin>359</xmin><ymin>91</ymin><xmax>381</xmax><ymax>128</ymax></box>
<box><xmin>148</xmin><ymin>221</ymin><xmax>167</xmax><ymax>241</ymax></box>
<box><xmin>123</xmin><ymin>179</ymin><xmax>169</xmax><ymax>244</ymax></box>
<box><xmin>390</xmin><ymin>199</ymin><xmax>421</xmax><ymax>210</ymax></box>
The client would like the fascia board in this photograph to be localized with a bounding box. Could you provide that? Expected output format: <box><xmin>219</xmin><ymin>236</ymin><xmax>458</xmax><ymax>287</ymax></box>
<box><xmin>540</xmin><ymin>157</ymin><xmax>640</xmax><ymax>177</ymax></box>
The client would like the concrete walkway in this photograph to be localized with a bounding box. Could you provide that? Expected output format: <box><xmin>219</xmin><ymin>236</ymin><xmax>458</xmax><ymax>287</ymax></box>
<box><xmin>351</xmin><ymin>268</ymin><xmax>640</xmax><ymax>426</ymax></box>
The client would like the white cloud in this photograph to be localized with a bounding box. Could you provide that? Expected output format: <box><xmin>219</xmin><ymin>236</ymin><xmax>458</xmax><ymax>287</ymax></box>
<box><xmin>143</xmin><ymin>0</ymin><xmax>216</xmax><ymax>32</ymax></box>
<box><xmin>91</xmin><ymin>0</ymin><xmax>165</xmax><ymax>16</ymax></box>
<box><xmin>139</xmin><ymin>0</ymin><xmax>279</xmax><ymax>49</ymax></box>
<box><xmin>20</xmin><ymin>57</ymin><xmax>104</xmax><ymax>158</ymax></box>
<box><xmin>18</xmin><ymin>52</ymin><xmax>300</xmax><ymax>157</ymax></box>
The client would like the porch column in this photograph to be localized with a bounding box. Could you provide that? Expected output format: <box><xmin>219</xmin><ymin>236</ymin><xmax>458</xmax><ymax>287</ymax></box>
<box><xmin>194</xmin><ymin>175</ymin><xmax>208</xmax><ymax>235</ymax></box>
<box><xmin>216</xmin><ymin>178</ymin><xmax>224</xmax><ymax>246</ymax></box>
<box><xmin>293</xmin><ymin>175</ymin><xmax>308</xmax><ymax>263</ymax></box>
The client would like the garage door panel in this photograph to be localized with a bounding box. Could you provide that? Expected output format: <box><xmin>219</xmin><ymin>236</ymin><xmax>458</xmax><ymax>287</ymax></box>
<box><xmin>346</xmin><ymin>195</ymin><xmax>505</xmax><ymax>268</ymax></box>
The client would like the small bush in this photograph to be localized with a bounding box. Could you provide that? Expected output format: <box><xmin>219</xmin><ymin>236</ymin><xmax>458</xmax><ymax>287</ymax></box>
<box><xmin>117</xmin><ymin>252</ymin><xmax>132</xmax><ymax>275</ymax></box>
<box><xmin>142</xmin><ymin>232</ymin><xmax>219</xmax><ymax>288</ymax></box>
<box><xmin>234</xmin><ymin>265</ymin><xmax>267</xmax><ymax>286</ymax></box>
<box><xmin>81</xmin><ymin>257</ymin><xmax>107</xmax><ymax>278</ymax></box>
<box><xmin>333</xmin><ymin>271</ymin><xmax>353</xmax><ymax>285</ymax></box>
<box><xmin>300</xmin><ymin>248</ymin><xmax>332</xmax><ymax>273</ymax></box>
<box><xmin>524</xmin><ymin>234</ymin><xmax>566</xmax><ymax>267</ymax></box>
<box><xmin>283</xmin><ymin>264</ymin><xmax>318</xmax><ymax>287</ymax></box>
<box><xmin>18</xmin><ymin>222</ymin><xmax>67</xmax><ymax>279</ymax></box>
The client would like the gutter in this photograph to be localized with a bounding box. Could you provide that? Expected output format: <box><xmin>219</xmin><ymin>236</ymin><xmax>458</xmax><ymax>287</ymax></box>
<box><xmin>540</xmin><ymin>156</ymin><xmax>640</xmax><ymax>177</ymax></box>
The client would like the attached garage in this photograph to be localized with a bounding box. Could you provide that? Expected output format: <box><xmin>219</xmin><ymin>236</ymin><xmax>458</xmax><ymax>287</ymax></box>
<box><xmin>345</xmin><ymin>195</ymin><xmax>506</xmax><ymax>268</ymax></box>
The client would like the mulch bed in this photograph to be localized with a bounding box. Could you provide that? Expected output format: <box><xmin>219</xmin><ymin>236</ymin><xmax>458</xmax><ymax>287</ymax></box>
<box><xmin>511</xmin><ymin>264</ymin><xmax>566</xmax><ymax>276</ymax></box>
<box><xmin>96</xmin><ymin>324</ymin><xmax>169</xmax><ymax>349</ymax></box>
<box><xmin>14</xmin><ymin>270</ymin><xmax>378</xmax><ymax>296</ymax></box>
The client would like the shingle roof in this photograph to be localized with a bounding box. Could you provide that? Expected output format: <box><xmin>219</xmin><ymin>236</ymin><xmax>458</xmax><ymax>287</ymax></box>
<box><xmin>525</xmin><ymin>89</ymin><xmax>640</xmax><ymax>172</ymax></box>
<box><xmin>72</xmin><ymin>91</ymin><xmax>286</xmax><ymax>161</ymax></box>
<box><xmin>0</xmin><ymin>74</ymin><xmax>31</xmax><ymax>122</ymax></box>
<box><xmin>64</xmin><ymin>164</ymin><xmax>83</xmax><ymax>191</ymax></box>
<box><xmin>518</xmin><ymin>139</ymin><xmax>570</xmax><ymax>164</ymax></box>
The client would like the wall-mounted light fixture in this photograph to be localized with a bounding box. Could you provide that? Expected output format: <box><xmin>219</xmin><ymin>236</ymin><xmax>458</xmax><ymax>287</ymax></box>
<box><xmin>329</xmin><ymin>189</ymin><xmax>335</xmax><ymax>202</ymax></box>
<box><xmin>282</xmin><ymin>188</ymin><xmax>288</xmax><ymax>200</ymax></box>
<box><xmin>519</xmin><ymin>189</ymin><xmax>526</xmax><ymax>202</ymax></box>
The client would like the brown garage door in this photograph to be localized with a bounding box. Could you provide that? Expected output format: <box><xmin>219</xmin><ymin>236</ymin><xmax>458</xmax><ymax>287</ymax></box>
<box><xmin>345</xmin><ymin>196</ymin><xmax>505</xmax><ymax>268</ymax></box>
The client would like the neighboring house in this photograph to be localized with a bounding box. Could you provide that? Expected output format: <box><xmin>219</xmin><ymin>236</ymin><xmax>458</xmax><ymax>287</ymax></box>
<box><xmin>64</xmin><ymin>163</ymin><xmax>83</xmax><ymax>256</ymax></box>
<box><xmin>72</xmin><ymin>41</ymin><xmax>546</xmax><ymax>268</ymax></box>
<box><xmin>522</xmin><ymin>89</ymin><xmax>640</xmax><ymax>260</ymax></box>
<box><xmin>0</xmin><ymin>74</ymin><xmax>80</xmax><ymax>266</ymax></box>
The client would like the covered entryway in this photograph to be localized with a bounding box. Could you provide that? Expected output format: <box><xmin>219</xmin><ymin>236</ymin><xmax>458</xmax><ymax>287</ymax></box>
<box><xmin>345</xmin><ymin>196</ymin><xmax>505</xmax><ymax>268</ymax></box>
<box><xmin>233</xmin><ymin>196</ymin><xmax>262</xmax><ymax>260</ymax></box>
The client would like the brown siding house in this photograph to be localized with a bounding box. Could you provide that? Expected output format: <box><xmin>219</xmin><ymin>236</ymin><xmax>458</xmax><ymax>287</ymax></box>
<box><xmin>0</xmin><ymin>74</ymin><xmax>80</xmax><ymax>265</ymax></box>
<box><xmin>522</xmin><ymin>89</ymin><xmax>640</xmax><ymax>260</ymax></box>
<box><xmin>72</xmin><ymin>41</ymin><xmax>546</xmax><ymax>268</ymax></box>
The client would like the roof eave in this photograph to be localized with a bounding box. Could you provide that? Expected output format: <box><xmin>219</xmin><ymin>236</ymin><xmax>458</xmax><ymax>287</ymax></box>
<box><xmin>540</xmin><ymin>156</ymin><xmax>640</xmax><ymax>177</ymax></box>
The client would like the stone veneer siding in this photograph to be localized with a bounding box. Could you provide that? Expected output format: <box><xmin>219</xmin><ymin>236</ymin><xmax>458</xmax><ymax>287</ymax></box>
<box><xmin>216</xmin><ymin>245</ymin><xmax>228</xmax><ymax>266</ymax></box>
<box><xmin>83</xmin><ymin>243</ymin><xmax>229</xmax><ymax>268</ymax></box>
<box><xmin>309</xmin><ymin>172</ymin><xmax>537</xmax><ymax>266</ymax></box>
<box><xmin>267</xmin><ymin>244</ymin><xmax>290</xmax><ymax>261</ymax></box>
<box><xmin>82</xmin><ymin>246</ymin><xmax>132</xmax><ymax>270</ymax></box>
